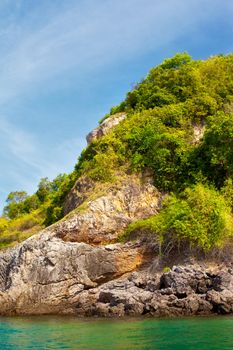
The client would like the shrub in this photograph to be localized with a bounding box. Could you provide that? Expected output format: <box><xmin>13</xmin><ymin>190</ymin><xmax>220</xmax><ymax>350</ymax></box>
<box><xmin>125</xmin><ymin>184</ymin><xmax>233</xmax><ymax>251</ymax></box>
<box><xmin>163</xmin><ymin>267</ymin><xmax>171</xmax><ymax>273</ymax></box>
<box><xmin>196</xmin><ymin>113</ymin><xmax>233</xmax><ymax>187</ymax></box>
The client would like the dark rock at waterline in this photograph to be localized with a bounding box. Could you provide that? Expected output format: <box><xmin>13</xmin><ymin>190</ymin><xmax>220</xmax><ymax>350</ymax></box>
<box><xmin>74</xmin><ymin>264</ymin><xmax>233</xmax><ymax>317</ymax></box>
<box><xmin>0</xmin><ymin>230</ymin><xmax>232</xmax><ymax>317</ymax></box>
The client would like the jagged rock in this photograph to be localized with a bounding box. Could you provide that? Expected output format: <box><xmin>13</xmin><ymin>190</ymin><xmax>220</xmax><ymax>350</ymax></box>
<box><xmin>74</xmin><ymin>264</ymin><xmax>233</xmax><ymax>317</ymax></box>
<box><xmin>0</xmin><ymin>232</ymin><xmax>143</xmax><ymax>315</ymax></box>
<box><xmin>54</xmin><ymin>175</ymin><xmax>162</xmax><ymax>244</ymax></box>
<box><xmin>86</xmin><ymin>113</ymin><xmax>126</xmax><ymax>145</ymax></box>
<box><xmin>206</xmin><ymin>289</ymin><xmax>233</xmax><ymax>314</ymax></box>
<box><xmin>0</xmin><ymin>228</ymin><xmax>233</xmax><ymax>316</ymax></box>
<box><xmin>0</xmin><ymin>164</ymin><xmax>233</xmax><ymax>317</ymax></box>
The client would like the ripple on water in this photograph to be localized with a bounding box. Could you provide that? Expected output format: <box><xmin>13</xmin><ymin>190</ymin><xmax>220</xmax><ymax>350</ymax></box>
<box><xmin>0</xmin><ymin>316</ymin><xmax>233</xmax><ymax>350</ymax></box>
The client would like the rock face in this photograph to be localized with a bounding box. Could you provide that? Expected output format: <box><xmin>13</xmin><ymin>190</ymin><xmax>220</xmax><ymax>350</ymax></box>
<box><xmin>0</xmin><ymin>230</ymin><xmax>233</xmax><ymax>316</ymax></box>
<box><xmin>0</xmin><ymin>233</ymin><xmax>143</xmax><ymax>315</ymax></box>
<box><xmin>64</xmin><ymin>177</ymin><xmax>95</xmax><ymax>215</ymax></box>
<box><xmin>86</xmin><ymin>112</ymin><xmax>126</xmax><ymax>145</ymax></box>
<box><xmin>0</xmin><ymin>173</ymin><xmax>162</xmax><ymax>316</ymax></box>
<box><xmin>0</xmin><ymin>169</ymin><xmax>233</xmax><ymax>317</ymax></box>
<box><xmin>55</xmin><ymin>175</ymin><xmax>161</xmax><ymax>244</ymax></box>
<box><xmin>75</xmin><ymin>264</ymin><xmax>233</xmax><ymax>317</ymax></box>
<box><xmin>0</xmin><ymin>143</ymin><xmax>232</xmax><ymax>316</ymax></box>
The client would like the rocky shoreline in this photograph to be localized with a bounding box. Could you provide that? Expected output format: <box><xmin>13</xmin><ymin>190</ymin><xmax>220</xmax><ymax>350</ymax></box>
<box><xmin>82</xmin><ymin>262</ymin><xmax>233</xmax><ymax>317</ymax></box>
<box><xmin>0</xmin><ymin>227</ymin><xmax>232</xmax><ymax>316</ymax></box>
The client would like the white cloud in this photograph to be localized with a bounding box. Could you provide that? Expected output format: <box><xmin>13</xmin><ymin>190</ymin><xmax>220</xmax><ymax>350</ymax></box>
<box><xmin>0</xmin><ymin>116</ymin><xmax>85</xmax><ymax>177</ymax></box>
<box><xmin>0</xmin><ymin>0</ymin><xmax>230</xmax><ymax>104</ymax></box>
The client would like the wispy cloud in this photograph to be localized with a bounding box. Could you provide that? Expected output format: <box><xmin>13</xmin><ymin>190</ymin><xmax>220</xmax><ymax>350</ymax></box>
<box><xmin>0</xmin><ymin>0</ymin><xmax>231</xmax><ymax>103</ymax></box>
<box><xmin>0</xmin><ymin>116</ymin><xmax>85</xmax><ymax>206</ymax></box>
<box><xmin>0</xmin><ymin>116</ymin><xmax>85</xmax><ymax>176</ymax></box>
<box><xmin>0</xmin><ymin>117</ymin><xmax>36</xmax><ymax>161</ymax></box>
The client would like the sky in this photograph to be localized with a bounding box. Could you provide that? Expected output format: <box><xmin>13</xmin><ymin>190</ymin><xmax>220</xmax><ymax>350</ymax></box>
<box><xmin>0</xmin><ymin>0</ymin><xmax>232</xmax><ymax>211</ymax></box>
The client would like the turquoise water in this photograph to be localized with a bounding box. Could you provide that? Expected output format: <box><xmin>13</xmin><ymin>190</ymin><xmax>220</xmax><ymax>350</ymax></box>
<box><xmin>0</xmin><ymin>316</ymin><xmax>233</xmax><ymax>349</ymax></box>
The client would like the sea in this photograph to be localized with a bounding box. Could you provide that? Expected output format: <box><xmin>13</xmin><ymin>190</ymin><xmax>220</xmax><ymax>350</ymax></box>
<box><xmin>0</xmin><ymin>316</ymin><xmax>232</xmax><ymax>349</ymax></box>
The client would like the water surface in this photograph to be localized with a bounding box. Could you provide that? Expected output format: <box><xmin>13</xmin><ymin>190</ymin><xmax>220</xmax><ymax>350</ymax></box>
<box><xmin>0</xmin><ymin>316</ymin><xmax>232</xmax><ymax>349</ymax></box>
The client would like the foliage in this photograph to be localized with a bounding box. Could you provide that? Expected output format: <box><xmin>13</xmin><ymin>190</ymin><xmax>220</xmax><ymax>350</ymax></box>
<box><xmin>2</xmin><ymin>173</ymin><xmax>76</xmax><ymax>230</ymax></box>
<box><xmin>42</xmin><ymin>172</ymin><xmax>77</xmax><ymax>226</ymax></box>
<box><xmin>163</xmin><ymin>266</ymin><xmax>171</xmax><ymax>273</ymax></box>
<box><xmin>192</xmin><ymin>113</ymin><xmax>233</xmax><ymax>187</ymax></box>
<box><xmin>108</xmin><ymin>53</ymin><xmax>233</xmax><ymax>115</ymax></box>
<box><xmin>221</xmin><ymin>178</ymin><xmax>233</xmax><ymax>208</ymax></box>
<box><xmin>36</xmin><ymin>177</ymin><xmax>52</xmax><ymax>202</ymax></box>
<box><xmin>3</xmin><ymin>191</ymin><xmax>40</xmax><ymax>219</ymax></box>
<box><xmin>75</xmin><ymin>133</ymin><xmax>126</xmax><ymax>182</ymax></box>
<box><xmin>76</xmin><ymin>53</ymin><xmax>233</xmax><ymax>193</ymax></box>
<box><xmin>124</xmin><ymin>184</ymin><xmax>233</xmax><ymax>251</ymax></box>
<box><xmin>115</xmin><ymin>108</ymin><xmax>193</xmax><ymax>191</ymax></box>
<box><xmin>0</xmin><ymin>210</ymin><xmax>44</xmax><ymax>249</ymax></box>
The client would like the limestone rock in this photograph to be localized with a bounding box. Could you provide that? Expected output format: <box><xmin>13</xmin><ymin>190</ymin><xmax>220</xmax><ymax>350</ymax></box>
<box><xmin>86</xmin><ymin>113</ymin><xmax>126</xmax><ymax>145</ymax></box>
<box><xmin>74</xmin><ymin>264</ymin><xmax>233</xmax><ymax>317</ymax></box>
<box><xmin>54</xmin><ymin>175</ymin><xmax>162</xmax><ymax>244</ymax></box>
<box><xmin>0</xmin><ymin>167</ymin><xmax>233</xmax><ymax>317</ymax></box>
<box><xmin>0</xmin><ymin>233</ymin><xmax>142</xmax><ymax>315</ymax></box>
<box><xmin>0</xmin><ymin>230</ymin><xmax>233</xmax><ymax>316</ymax></box>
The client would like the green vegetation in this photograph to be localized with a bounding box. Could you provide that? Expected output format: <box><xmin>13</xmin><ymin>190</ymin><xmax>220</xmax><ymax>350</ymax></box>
<box><xmin>79</xmin><ymin>53</ymin><xmax>233</xmax><ymax>192</ymax></box>
<box><xmin>0</xmin><ymin>210</ymin><xmax>44</xmax><ymax>249</ymax></box>
<box><xmin>1</xmin><ymin>52</ymin><xmax>233</xmax><ymax>251</ymax></box>
<box><xmin>0</xmin><ymin>173</ymin><xmax>76</xmax><ymax>248</ymax></box>
<box><xmin>123</xmin><ymin>184</ymin><xmax>233</xmax><ymax>251</ymax></box>
<box><xmin>163</xmin><ymin>267</ymin><xmax>171</xmax><ymax>273</ymax></box>
<box><xmin>3</xmin><ymin>191</ymin><xmax>40</xmax><ymax>219</ymax></box>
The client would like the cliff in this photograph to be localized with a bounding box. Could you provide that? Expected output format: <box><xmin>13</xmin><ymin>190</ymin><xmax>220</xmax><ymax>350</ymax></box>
<box><xmin>0</xmin><ymin>53</ymin><xmax>233</xmax><ymax>316</ymax></box>
<box><xmin>0</xmin><ymin>173</ymin><xmax>232</xmax><ymax>316</ymax></box>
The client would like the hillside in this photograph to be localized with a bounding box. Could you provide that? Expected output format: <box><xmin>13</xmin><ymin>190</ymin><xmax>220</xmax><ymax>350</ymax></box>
<box><xmin>0</xmin><ymin>53</ymin><xmax>233</xmax><ymax>316</ymax></box>
<box><xmin>1</xmin><ymin>52</ymin><xmax>233</xmax><ymax>252</ymax></box>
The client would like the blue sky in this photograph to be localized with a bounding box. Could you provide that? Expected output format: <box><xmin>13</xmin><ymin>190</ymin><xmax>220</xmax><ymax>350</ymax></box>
<box><xmin>0</xmin><ymin>0</ymin><xmax>232</xmax><ymax>211</ymax></box>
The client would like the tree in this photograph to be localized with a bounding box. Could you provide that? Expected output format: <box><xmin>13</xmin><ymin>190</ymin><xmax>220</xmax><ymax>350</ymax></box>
<box><xmin>195</xmin><ymin>113</ymin><xmax>233</xmax><ymax>187</ymax></box>
<box><xmin>160</xmin><ymin>52</ymin><xmax>192</xmax><ymax>70</ymax></box>
<box><xmin>36</xmin><ymin>177</ymin><xmax>51</xmax><ymax>202</ymax></box>
<box><xmin>3</xmin><ymin>191</ymin><xmax>29</xmax><ymax>219</ymax></box>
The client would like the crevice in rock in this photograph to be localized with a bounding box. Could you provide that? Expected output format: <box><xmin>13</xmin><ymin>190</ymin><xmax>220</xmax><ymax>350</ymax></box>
<box><xmin>142</xmin><ymin>306</ymin><xmax>151</xmax><ymax>315</ymax></box>
<box><xmin>175</xmin><ymin>292</ymin><xmax>187</xmax><ymax>299</ymax></box>
<box><xmin>211</xmin><ymin>303</ymin><xmax>228</xmax><ymax>315</ymax></box>
<box><xmin>43</xmin><ymin>257</ymin><xmax>55</xmax><ymax>267</ymax></box>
